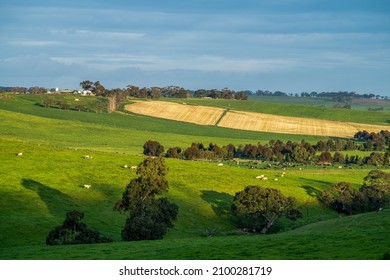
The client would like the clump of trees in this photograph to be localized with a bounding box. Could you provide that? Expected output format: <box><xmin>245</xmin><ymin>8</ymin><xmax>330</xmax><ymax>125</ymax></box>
<box><xmin>46</xmin><ymin>210</ymin><xmax>112</xmax><ymax>245</ymax></box>
<box><xmin>114</xmin><ymin>157</ymin><xmax>178</xmax><ymax>241</ymax></box>
<box><xmin>231</xmin><ymin>186</ymin><xmax>301</xmax><ymax>234</ymax></box>
<box><xmin>193</xmin><ymin>88</ymin><xmax>249</xmax><ymax>100</ymax></box>
<box><xmin>354</xmin><ymin>130</ymin><xmax>390</xmax><ymax>151</ymax></box>
<box><xmin>320</xmin><ymin>170</ymin><xmax>390</xmax><ymax>215</ymax></box>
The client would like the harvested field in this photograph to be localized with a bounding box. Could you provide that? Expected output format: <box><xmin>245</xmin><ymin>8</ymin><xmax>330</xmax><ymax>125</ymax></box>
<box><xmin>125</xmin><ymin>101</ymin><xmax>390</xmax><ymax>137</ymax></box>
<box><xmin>218</xmin><ymin>111</ymin><xmax>390</xmax><ymax>137</ymax></box>
<box><xmin>125</xmin><ymin>101</ymin><xmax>225</xmax><ymax>125</ymax></box>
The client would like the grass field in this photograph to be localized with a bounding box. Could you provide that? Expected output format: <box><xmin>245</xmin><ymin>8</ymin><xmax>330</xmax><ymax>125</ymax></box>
<box><xmin>249</xmin><ymin>95</ymin><xmax>390</xmax><ymax>111</ymax></box>
<box><xmin>0</xmin><ymin>94</ymin><xmax>389</xmax><ymax>260</ymax></box>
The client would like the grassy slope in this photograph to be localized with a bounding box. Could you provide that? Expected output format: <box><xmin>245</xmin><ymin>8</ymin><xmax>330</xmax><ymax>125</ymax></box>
<box><xmin>0</xmin><ymin>94</ymin><xmax>389</xmax><ymax>260</ymax></box>
<box><xmin>0</xmin><ymin>96</ymin><xmax>327</xmax><ymax>153</ymax></box>
<box><xmin>3</xmin><ymin>210</ymin><xmax>389</xmax><ymax>260</ymax></box>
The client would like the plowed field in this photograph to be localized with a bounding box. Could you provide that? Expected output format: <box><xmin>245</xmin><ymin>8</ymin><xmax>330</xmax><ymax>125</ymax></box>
<box><xmin>125</xmin><ymin>101</ymin><xmax>390</xmax><ymax>137</ymax></box>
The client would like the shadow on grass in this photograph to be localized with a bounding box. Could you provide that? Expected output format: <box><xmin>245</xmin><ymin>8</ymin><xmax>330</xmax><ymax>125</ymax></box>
<box><xmin>21</xmin><ymin>179</ymin><xmax>76</xmax><ymax>217</ymax></box>
<box><xmin>200</xmin><ymin>190</ymin><xmax>234</xmax><ymax>216</ymax></box>
<box><xmin>300</xmin><ymin>185</ymin><xmax>322</xmax><ymax>198</ymax></box>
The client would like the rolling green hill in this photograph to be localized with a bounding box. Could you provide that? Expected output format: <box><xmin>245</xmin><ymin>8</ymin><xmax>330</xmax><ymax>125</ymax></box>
<box><xmin>0</xmin><ymin>94</ymin><xmax>389</xmax><ymax>260</ymax></box>
<box><xmin>2</xmin><ymin>209</ymin><xmax>389</xmax><ymax>260</ymax></box>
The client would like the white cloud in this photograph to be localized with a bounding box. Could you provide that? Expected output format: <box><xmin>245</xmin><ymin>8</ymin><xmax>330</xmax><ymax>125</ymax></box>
<box><xmin>6</xmin><ymin>40</ymin><xmax>62</xmax><ymax>47</ymax></box>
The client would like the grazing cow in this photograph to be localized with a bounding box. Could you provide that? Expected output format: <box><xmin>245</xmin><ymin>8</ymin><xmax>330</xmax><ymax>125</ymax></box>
<box><xmin>130</xmin><ymin>166</ymin><xmax>138</xmax><ymax>170</ymax></box>
<box><xmin>17</xmin><ymin>152</ymin><xmax>23</xmax><ymax>156</ymax></box>
<box><xmin>255</xmin><ymin>175</ymin><xmax>264</xmax><ymax>179</ymax></box>
<box><xmin>262</xmin><ymin>177</ymin><xmax>268</xmax><ymax>181</ymax></box>
<box><xmin>218</xmin><ymin>163</ymin><xmax>224</xmax><ymax>166</ymax></box>
<box><xmin>274</xmin><ymin>178</ymin><xmax>278</xmax><ymax>181</ymax></box>
<box><xmin>83</xmin><ymin>184</ymin><xmax>91</xmax><ymax>189</ymax></box>
<box><xmin>84</xmin><ymin>155</ymin><xmax>92</xmax><ymax>160</ymax></box>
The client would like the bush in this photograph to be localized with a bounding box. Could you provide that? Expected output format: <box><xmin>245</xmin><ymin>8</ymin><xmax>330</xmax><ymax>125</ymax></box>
<box><xmin>46</xmin><ymin>210</ymin><xmax>112</xmax><ymax>245</ymax></box>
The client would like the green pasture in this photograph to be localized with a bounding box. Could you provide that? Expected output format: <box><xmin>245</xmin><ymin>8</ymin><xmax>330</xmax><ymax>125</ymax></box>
<box><xmin>2</xmin><ymin>138</ymin><xmax>388</xmax><ymax>259</ymax></box>
<box><xmin>248</xmin><ymin>95</ymin><xmax>390</xmax><ymax>111</ymax></box>
<box><xmin>2</xmin><ymin>205</ymin><xmax>389</xmax><ymax>260</ymax></box>
<box><xmin>248</xmin><ymin>95</ymin><xmax>337</xmax><ymax>107</ymax></box>
<box><xmin>0</xmin><ymin>94</ymin><xmax>389</xmax><ymax>259</ymax></box>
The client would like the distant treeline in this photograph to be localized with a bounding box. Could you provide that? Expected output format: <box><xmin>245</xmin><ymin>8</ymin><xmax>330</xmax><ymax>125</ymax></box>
<box><xmin>144</xmin><ymin>130</ymin><xmax>390</xmax><ymax>166</ymax></box>
<box><xmin>87</xmin><ymin>84</ymin><xmax>249</xmax><ymax>100</ymax></box>
<box><xmin>254</xmin><ymin>90</ymin><xmax>387</xmax><ymax>102</ymax></box>
<box><xmin>2</xmin><ymin>84</ymin><xmax>387</xmax><ymax>101</ymax></box>
<box><xmin>0</xmin><ymin>86</ymin><xmax>45</xmax><ymax>94</ymax></box>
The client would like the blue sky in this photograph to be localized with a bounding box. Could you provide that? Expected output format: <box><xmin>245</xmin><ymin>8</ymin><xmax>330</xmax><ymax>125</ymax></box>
<box><xmin>1</xmin><ymin>0</ymin><xmax>389</xmax><ymax>94</ymax></box>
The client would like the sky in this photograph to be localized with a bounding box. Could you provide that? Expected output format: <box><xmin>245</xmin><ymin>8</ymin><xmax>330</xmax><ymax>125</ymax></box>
<box><xmin>1</xmin><ymin>0</ymin><xmax>389</xmax><ymax>95</ymax></box>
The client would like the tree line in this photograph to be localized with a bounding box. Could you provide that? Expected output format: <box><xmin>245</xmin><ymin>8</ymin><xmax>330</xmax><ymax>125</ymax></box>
<box><xmin>144</xmin><ymin>133</ymin><xmax>390</xmax><ymax>166</ymax></box>
<box><xmin>255</xmin><ymin>90</ymin><xmax>387</xmax><ymax>101</ymax></box>
<box><xmin>79</xmin><ymin>81</ymin><xmax>249</xmax><ymax>100</ymax></box>
<box><xmin>2</xmin><ymin>84</ymin><xmax>388</xmax><ymax>101</ymax></box>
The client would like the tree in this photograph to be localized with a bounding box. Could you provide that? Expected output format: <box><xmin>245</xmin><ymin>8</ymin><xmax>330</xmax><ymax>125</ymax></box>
<box><xmin>166</xmin><ymin>147</ymin><xmax>182</xmax><ymax>159</ymax></box>
<box><xmin>93</xmin><ymin>81</ymin><xmax>106</xmax><ymax>96</ymax></box>
<box><xmin>318</xmin><ymin>151</ymin><xmax>333</xmax><ymax>164</ymax></box>
<box><xmin>291</xmin><ymin>145</ymin><xmax>310</xmax><ymax>163</ymax></box>
<box><xmin>80</xmin><ymin>80</ymin><xmax>94</xmax><ymax>91</ymax></box>
<box><xmin>320</xmin><ymin>182</ymin><xmax>365</xmax><ymax>215</ymax></box>
<box><xmin>143</xmin><ymin>140</ymin><xmax>164</xmax><ymax>156</ymax></box>
<box><xmin>46</xmin><ymin>210</ymin><xmax>112</xmax><ymax>245</ymax></box>
<box><xmin>333</xmin><ymin>151</ymin><xmax>345</xmax><ymax>164</ymax></box>
<box><xmin>121</xmin><ymin>198</ymin><xmax>178</xmax><ymax>241</ymax></box>
<box><xmin>231</xmin><ymin>186</ymin><xmax>301</xmax><ymax>234</ymax></box>
<box><xmin>114</xmin><ymin>157</ymin><xmax>178</xmax><ymax>241</ymax></box>
<box><xmin>360</xmin><ymin>170</ymin><xmax>390</xmax><ymax>211</ymax></box>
